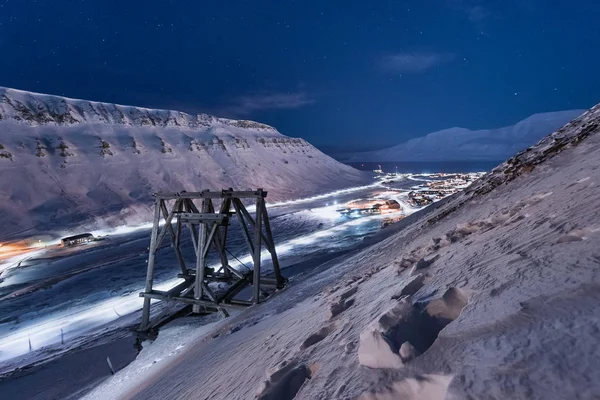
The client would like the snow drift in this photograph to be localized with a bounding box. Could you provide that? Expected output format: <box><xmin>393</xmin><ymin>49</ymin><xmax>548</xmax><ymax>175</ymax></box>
<box><xmin>346</xmin><ymin>109</ymin><xmax>585</xmax><ymax>162</ymax></box>
<box><xmin>85</xmin><ymin>103</ymin><xmax>600</xmax><ymax>399</ymax></box>
<box><xmin>0</xmin><ymin>87</ymin><xmax>367</xmax><ymax>240</ymax></box>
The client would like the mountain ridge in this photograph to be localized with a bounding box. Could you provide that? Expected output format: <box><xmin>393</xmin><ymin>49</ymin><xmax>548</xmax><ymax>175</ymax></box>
<box><xmin>344</xmin><ymin>109</ymin><xmax>587</xmax><ymax>162</ymax></box>
<box><xmin>0</xmin><ymin>87</ymin><xmax>367</xmax><ymax>240</ymax></box>
<box><xmin>0</xmin><ymin>86</ymin><xmax>276</xmax><ymax>131</ymax></box>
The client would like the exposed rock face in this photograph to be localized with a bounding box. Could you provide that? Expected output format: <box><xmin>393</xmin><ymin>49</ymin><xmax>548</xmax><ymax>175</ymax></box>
<box><xmin>0</xmin><ymin>87</ymin><xmax>277</xmax><ymax>129</ymax></box>
<box><xmin>0</xmin><ymin>87</ymin><xmax>367</xmax><ymax>239</ymax></box>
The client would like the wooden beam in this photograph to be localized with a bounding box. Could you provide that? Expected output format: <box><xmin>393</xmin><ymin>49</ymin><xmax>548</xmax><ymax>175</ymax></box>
<box><xmin>166</xmin><ymin>279</ymin><xmax>195</xmax><ymax>297</ymax></box>
<box><xmin>224</xmin><ymin>264</ymin><xmax>244</xmax><ymax>279</ymax></box>
<box><xmin>220</xmin><ymin>273</ymin><xmax>251</xmax><ymax>302</ymax></box>
<box><xmin>252</xmin><ymin>197</ymin><xmax>263</xmax><ymax>303</ymax></box>
<box><xmin>155</xmin><ymin>190</ymin><xmax>267</xmax><ymax>200</ymax></box>
<box><xmin>159</xmin><ymin>199</ymin><xmax>188</xmax><ymax>276</ymax></box>
<box><xmin>182</xmin><ymin>199</ymin><xmax>199</xmax><ymax>254</ymax></box>
<box><xmin>178</xmin><ymin>213</ymin><xmax>227</xmax><ymax>224</ymax></box>
<box><xmin>232</xmin><ymin>198</ymin><xmax>275</xmax><ymax>253</ymax></box>
<box><xmin>232</xmin><ymin>199</ymin><xmax>255</xmax><ymax>256</ymax></box>
<box><xmin>261</xmin><ymin>199</ymin><xmax>284</xmax><ymax>288</ymax></box>
<box><xmin>174</xmin><ymin>201</ymin><xmax>188</xmax><ymax>277</ymax></box>
<box><xmin>140</xmin><ymin>292</ymin><xmax>247</xmax><ymax>311</ymax></box>
<box><xmin>259</xmin><ymin>277</ymin><xmax>282</xmax><ymax>285</ymax></box>
<box><xmin>154</xmin><ymin>199</ymin><xmax>181</xmax><ymax>253</ymax></box>
<box><xmin>213</xmin><ymin>198</ymin><xmax>232</xmax><ymax>278</ymax></box>
<box><xmin>193</xmin><ymin>199</ymin><xmax>209</xmax><ymax>313</ymax></box>
<box><xmin>140</xmin><ymin>198</ymin><xmax>162</xmax><ymax>331</ymax></box>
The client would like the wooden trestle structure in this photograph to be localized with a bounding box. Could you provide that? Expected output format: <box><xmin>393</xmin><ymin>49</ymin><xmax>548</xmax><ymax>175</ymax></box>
<box><xmin>139</xmin><ymin>188</ymin><xmax>286</xmax><ymax>331</ymax></box>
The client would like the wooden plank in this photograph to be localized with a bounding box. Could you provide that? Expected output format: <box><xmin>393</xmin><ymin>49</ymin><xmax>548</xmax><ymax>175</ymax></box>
<box><xmin>155</xmin><ymin>190</ymin><xmax>267</xmax><ymax>200</ymax></box>
<box><xmin>140</xmin><ymin>292</ymin><xmax>248</xmax><ymax>310</ymax></box>
<box><xmin>178</xmin><ymin>212</ymin><xmax>226</xmax><ymax>223</ymax></box>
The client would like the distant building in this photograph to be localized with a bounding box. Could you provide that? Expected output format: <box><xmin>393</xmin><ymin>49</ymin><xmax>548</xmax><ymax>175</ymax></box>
<box><xmin>61</xmin><ymin>233</ymin><xmax>94</xmax><ymax>247</ymax></box>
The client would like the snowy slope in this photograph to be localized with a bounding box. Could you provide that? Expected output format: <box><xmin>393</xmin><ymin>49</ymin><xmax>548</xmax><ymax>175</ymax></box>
<box><xmin>85</xmin><ymin>104</ymin><xmax>600</xmax><ymax>399</ymax></box>
<box><xmin>0</xmin><ymin>87</ymin><xmax>367</xmax><ymax>240</ymax></box>
<box><xmin>347</xmin><ymin>110</ymin><xmax>585</xmax><ymax>162</ymax></box>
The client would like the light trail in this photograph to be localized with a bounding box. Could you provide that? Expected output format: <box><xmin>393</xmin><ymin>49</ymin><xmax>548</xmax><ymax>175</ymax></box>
<box><xmin>406</xmin><ymin>174</ymin><xmax>433</xmax><ymax>182</ymax></box>
<box><xmin>265</xmin><ymin>182</ymin><xmax>383</xmax><ymax>208</ymax></box>
<box><xmin>0</xmin><ymin>248</ymin><xmax>47</xmax><ymax>276</ymax></box>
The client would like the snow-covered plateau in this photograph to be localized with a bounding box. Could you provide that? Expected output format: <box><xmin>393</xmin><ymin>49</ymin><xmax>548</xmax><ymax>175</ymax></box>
<box><xmin>77</xmin><ymin>103</ymin><xmax>600</xmax><ymax>399</ymax></box>
<box><xmin>0</xmin><ymin>87</ymin><xmax>368</xmax><ymax>240</ymax></box>
<box><xmin>345</xmin><ymin>109</ymin><xmax>586</xmax><ymax>162</ymax></box>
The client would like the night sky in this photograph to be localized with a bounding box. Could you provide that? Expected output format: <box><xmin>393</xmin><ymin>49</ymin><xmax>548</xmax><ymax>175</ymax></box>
<box><xmin>1</xmin><ymin>0</ymin><xmax>599</xmax><ymax>150</ymax></box>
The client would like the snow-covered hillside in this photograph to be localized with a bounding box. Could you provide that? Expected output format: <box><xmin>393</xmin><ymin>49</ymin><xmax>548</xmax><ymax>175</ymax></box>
<box><xmin>347</xmin><ymin>110</ymin><xmax>585</xmax><ymax>162</ymax></box>
<box><xmin>85</xmin><ymin>104</ymin><xmax>600</xmax><ymax>399</ymax></box>
<box><xmin>0</xmin><ymin>87</ymin><xmax>367</xmax><ymax>240</ymax></box>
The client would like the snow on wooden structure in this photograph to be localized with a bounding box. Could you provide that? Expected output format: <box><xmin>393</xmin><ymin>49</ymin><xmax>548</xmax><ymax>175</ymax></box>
<box><xmin>139</xmin><ymin>188</ymin><xmax>286</xmax><ymax>331</ymax></box>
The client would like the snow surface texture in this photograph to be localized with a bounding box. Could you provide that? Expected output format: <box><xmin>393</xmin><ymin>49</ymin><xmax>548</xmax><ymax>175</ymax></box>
<box><xmin>0</xmin><ymin>87</ymin><xmax>367</xmax><ymax>240</ymax></box>
<box><xmin>347</xmin><ymin>109</ymin><xmax>585</xmax><ymax>162</ymax></box>
<box><xmin>85</xmin><ymin>104</ymin><xmax>600</xmax><ymax>399</ymax></box>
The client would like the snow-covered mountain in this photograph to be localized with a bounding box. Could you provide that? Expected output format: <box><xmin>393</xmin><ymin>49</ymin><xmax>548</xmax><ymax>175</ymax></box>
<box><xmin>0</xmin><ymin>87</ymin><xmax>367</xmax><ymax>240</ymax></box>
<box><xmin>346</xmin><ymin>110</ymin><xmax>586</xmax><ymax>162</ymax></box>
<box><xmin>86</xmin><ymin>103</ymin><xmax>600</xmax><ymax>400</ymax></box>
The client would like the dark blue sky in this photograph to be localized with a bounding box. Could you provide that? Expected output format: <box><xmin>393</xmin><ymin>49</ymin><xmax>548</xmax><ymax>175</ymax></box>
<box><xmin>1</xmin><ymin>0</ymin><xmax>599</xmax><ymax>150</ymax></box>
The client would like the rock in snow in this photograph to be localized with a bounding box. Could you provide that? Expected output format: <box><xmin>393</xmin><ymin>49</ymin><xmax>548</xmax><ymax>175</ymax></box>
<box><xmin>346</xmin><ymin>109</ymin><xmax>586</xmax><ymax>162</ymax></box>
<box><xmin>0</xmin><ymin>87</ymin><xmax>368</xmax><ymax>240</ymax></box>
<box><xmin>84</xmin><ymin>102</ymin><xmax>600</xmax><ymax>399</ymax></box>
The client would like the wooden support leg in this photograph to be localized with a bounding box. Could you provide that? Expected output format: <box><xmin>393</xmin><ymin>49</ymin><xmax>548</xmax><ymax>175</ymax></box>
<box><xmin>160</xmin><ymin>199</ymin><xmax>188</xmax><ymax>276</ymax></box>
<box><xmin>193</xmin><ymin>199</ymin><xmax>208</xmax><ymax>314</ymax></box>
<box><xmin>252</xmin><ymin>196</ymin><xmax>263</xmax><ymax>304</ymax></box>
<box><xmin>234</xmin><ymin>198</ymin><xmax>274</xmax><ymax>252</ymax></box>
<box><xmin>174</xmin><ymin>201</ymin><xmax>188</xmax><ymax>276</ymax></box>
<box><xmin>216</xmin><ymin>198</ymin><xmax>231</xmax><ymax>278</ymax></box>
<box><xmin>140</xmin><ymin>198</ymin><xmax>162</xmax><ymax>331</ymax></box>
<box><xmin>233</xmin><ymin>199</ymin><xmax>255</xmax><ymax>256</ymax></box>
<box><xmin>262</xmin><ymin>201</ymin><xmax>285</xmax><ymax>288</ymax></box>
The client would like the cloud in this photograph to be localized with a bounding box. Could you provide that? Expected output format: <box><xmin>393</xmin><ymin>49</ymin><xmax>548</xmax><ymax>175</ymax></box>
<box><xmin>380</xmin><ymin>52</ymin><xmax>455</xmax><ymax>74</ymax></box>
<box><xmin>235</xmin><ymin>92</ymin><xmax>315</xmax><ymax>113</ymax></box>
<box><xmin>220</xmin><ymin>91</ymin><xmax>316</xmax><ymax>116</ymax></box>
<box><xmin>467</xmin><ymin>5</ymin><xmax>491</xmax><ymax>23</ymax></box>
<box><xmin>446</xmin><ymin>0</ymin><xmax>492</xmax><ymax>24</ymax></box>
